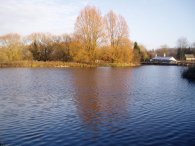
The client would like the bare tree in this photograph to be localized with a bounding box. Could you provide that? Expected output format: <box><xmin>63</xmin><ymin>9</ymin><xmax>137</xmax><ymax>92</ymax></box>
<box><xmin>104</xmin><ymin>10</ymin><xmax>129</xmax><ymax>49</ymax></box>
<box><xmin>104</xmin><ymin>10</ymin><xmax>117</xmax><ymax>47</ymax></box>
<box><xmin>191</xmin><ymin>41</ymin><xmax>195</xmax><ymax>48</ymax></box>
<box><xmin>177</xmin><ymin>37</ymin><xmax>189</xmax><ymax>60</ymax></box>
<box><xmin>177</xmin><ymin>37</ymin><xmax>189</xmax><ymax>49</ymax></box>
<box><xmin>116</xmin><ymin>15</ymin><xmax>129</xmax><ymax>46</ymax></box>
<box><xmin>74</xmin><ymin>6</ymin><xmax>104</xmax><ymax>62</ymax></box>
<box><xmin>0</xmin><ymin>33</ymin><xmax>21</xmax><ymax>48</ymax></box>
<box><xmin>104</xmin><ymin>10</ymin><xmax>132</xmax><ymax>63</ymax></box>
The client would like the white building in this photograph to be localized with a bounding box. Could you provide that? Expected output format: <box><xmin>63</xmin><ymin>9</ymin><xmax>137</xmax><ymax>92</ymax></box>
<box><xmin>151</xmin><ymin>54</ymin><xmax>177</xmax><ymax>64</ymax></box>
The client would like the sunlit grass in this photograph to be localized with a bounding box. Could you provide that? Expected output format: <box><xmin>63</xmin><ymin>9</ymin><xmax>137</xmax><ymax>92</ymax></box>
<box><xmin>0</xmin><ymin>61</ymin><xmax>139</xmax><ymax>68</ymax></box>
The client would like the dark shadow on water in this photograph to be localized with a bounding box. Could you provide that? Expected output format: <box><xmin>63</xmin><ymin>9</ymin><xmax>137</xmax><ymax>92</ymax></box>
<box><xmin>182</xmin><ymin>66</ymin><xmax>195</xmax><ymax>80</ymax></box>
<box><xmin>179</xmin><ymin>66</ymin><xmax>195</xmax><ymax>85</ymax></box>
<box><xmin>181</xmin><ymin>71</ymin><xmax>195</xmax><ymax>85</ymax></box>
<box><xmin>0</xmin><ymin>143</ymin><xmax>6</xmax><ymax>146</ymax></box>
<box><xmin>186</xmin><ymin>78</ymin><xmax>195</xmax><ymax>84</ymax></box>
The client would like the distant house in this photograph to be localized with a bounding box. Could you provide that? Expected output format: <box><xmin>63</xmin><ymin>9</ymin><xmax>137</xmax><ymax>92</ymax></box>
<box><xmin>151</xmin><ymin>54</ymin><xmax>177</xmax><ymax>64</ymax></box>
<box><xmin>185</xmin><ymin>54</ymin><xmax>195</xmax><ymax>61</ymax></box>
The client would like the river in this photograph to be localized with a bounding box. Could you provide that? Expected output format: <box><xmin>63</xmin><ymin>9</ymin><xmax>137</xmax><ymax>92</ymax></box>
<box><xmin>0</xmin><ymin>66</ymin><xmax>195</xmax><ymax>146</ymax></box>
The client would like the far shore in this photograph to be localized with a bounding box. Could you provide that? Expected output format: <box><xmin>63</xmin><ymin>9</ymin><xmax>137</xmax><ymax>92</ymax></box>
<box><xmin>0</xmin><ymin>61</ymin><xmax>140</xmax><ymax>68</ymax></box>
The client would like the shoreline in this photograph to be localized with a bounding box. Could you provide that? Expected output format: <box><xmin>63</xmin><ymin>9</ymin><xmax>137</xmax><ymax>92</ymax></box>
<box><xmin>0</xmin><ymin>61</ymin><xmax>140</xmax><ymax>68</ymax></box>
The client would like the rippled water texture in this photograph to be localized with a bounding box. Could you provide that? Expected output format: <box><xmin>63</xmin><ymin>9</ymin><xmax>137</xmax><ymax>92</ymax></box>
<box><xmin>0</xmin><ymin>66</ymin><xmax>195</xmax><ymax>146</ymax></box>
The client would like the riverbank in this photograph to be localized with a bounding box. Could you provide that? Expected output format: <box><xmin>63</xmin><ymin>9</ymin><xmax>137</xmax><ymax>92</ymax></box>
<box><xmin>142</xmin><ymin>61</ymin><xmax>195</xmax><ymax>66</ymax></box>
<box><xmin>0</xmin><ymin>61</ymin><xmax>140</xmax><ymax>68</ymax></box>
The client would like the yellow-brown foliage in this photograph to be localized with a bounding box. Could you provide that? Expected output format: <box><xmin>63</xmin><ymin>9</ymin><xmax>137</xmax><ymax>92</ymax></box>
<box><xmin>0</xmin><ymin>6</ymin><xmax>146</xmax><ymax>65</ymax></box>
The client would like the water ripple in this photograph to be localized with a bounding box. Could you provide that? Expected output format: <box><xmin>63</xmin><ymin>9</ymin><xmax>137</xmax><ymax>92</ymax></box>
<box><xmin>0</xmin><ymin>67</ymin><xmax>195</xmax><ymax>146</ymax></box>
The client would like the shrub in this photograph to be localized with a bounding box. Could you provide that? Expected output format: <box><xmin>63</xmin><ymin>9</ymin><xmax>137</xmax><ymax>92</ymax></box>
<box><xmin>182</xmin><ymin>66</ymin><xmax>195</xmax><ymax>80</ymax></box>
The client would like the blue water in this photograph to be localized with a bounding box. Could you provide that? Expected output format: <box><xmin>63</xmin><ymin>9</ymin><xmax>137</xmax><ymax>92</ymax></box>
<box><xmin>0</xmin><ymin>66</ymin><xmax>195</xmax><ymax>146</ymax></box>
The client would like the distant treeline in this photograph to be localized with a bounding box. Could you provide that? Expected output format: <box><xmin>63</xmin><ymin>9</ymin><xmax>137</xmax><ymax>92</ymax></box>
<box><xmin>150</xmin><ymin>37</ymin><xmax>195</xmax><ymax>60</ymax></box>
<box><xmin>0</xmin><ymin>6</ymin><xmax>149</xmax><ymax>64</ymax></box>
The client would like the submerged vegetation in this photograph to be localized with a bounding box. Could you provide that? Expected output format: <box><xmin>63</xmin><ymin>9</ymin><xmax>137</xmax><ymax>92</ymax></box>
<box><xmin>0</xmin><ymin>6</ymin><xmax>149</xmax><ymax>67</ymax></box>
<box><xmin>182</xmin><ymin>66</ymin><xmax>195</xmax><ymax>80</ymax></box>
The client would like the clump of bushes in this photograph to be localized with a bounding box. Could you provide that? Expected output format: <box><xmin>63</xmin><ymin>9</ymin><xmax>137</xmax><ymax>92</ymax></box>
<box><xmin>182</xmin><ymin>66</ymin><xmax>195</xmax><ymax>80</ymax></box>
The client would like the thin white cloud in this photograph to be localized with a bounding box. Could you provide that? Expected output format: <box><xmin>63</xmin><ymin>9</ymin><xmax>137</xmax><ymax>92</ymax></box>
<box><xmin>0</xmin><ymin>0</ymin><xmax>86</xmax><ymax>35</ymax></box>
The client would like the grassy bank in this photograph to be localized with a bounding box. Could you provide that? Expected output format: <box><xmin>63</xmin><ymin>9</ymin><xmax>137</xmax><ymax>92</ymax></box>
<box><xmin>182</xmin><ymin>66</ymin><xmax>195</xmax><ymax>80</ymax></box>
<box><xmin>0</xmin><ymin>61</ymin><xmax>140</xmax><ymax>68</ymax></box>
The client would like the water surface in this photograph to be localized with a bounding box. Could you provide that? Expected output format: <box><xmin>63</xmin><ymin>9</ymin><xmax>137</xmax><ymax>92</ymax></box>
<box><xmin>0</xmin><ymin>66</ymin><xmax>195</xmax><ymax>146</ymax></box>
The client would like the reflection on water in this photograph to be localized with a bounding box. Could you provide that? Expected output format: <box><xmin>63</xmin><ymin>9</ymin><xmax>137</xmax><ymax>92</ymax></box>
<box><xmin>71</xmin><ymin>68</ymin><xmax>132</xmax><ymax>133</ymax></box>
<box><xmin>0</xmin><ymin>66</ymin><xmax>195</xmax><ymax>146</ymax></box>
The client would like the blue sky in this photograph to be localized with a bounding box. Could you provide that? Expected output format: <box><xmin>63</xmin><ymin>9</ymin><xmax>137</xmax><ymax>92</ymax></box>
<box><xmin>0</xmin><ymin>0</ymin><xmax>194</xmax><ymax>49</ymax></box>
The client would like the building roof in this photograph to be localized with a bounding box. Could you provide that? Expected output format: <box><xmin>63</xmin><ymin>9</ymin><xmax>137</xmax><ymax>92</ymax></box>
<box><xmin>152</xmin><ymin>56</ymin><xmax>177</xmax><ymax>61</ymax></box>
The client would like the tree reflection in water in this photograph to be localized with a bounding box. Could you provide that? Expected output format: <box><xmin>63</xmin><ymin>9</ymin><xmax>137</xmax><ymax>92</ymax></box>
<box><xmin>71</xmin><ymin>68</ymin><xmax>133</xmax><ymax>137</ymax></box>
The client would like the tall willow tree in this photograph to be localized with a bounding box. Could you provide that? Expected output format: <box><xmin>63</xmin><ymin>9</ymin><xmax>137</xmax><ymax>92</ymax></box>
<box><xmin>104</xmin><ymin>11</ymin><xmax>129</xmax><ymax>48</ymax></box>
<box><xmin>104</xmin><ymin>10</ymin><xmax>133</xmax><ymax>63</ymax></box>
<box><xmin>74</xmin><ymin>6</ymin><xmax>104</xmax><ymax>62</ymax></box>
